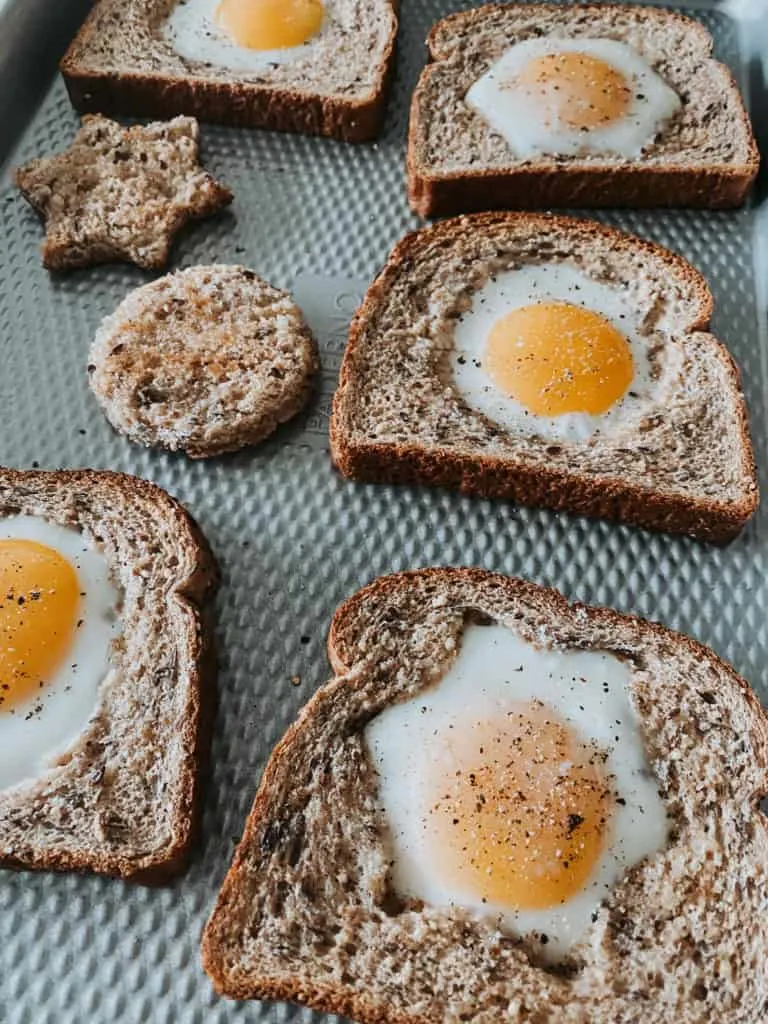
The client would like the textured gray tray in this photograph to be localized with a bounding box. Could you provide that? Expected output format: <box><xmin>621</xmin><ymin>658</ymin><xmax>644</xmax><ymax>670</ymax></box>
<box><xmin>0</xmin><ymin>2</ymin><xmax>767</xmax><ymax>1022</ymax></box>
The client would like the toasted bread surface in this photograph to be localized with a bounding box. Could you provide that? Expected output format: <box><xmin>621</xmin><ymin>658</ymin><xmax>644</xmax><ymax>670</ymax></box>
<box><xmin>407</xmin><ymin>4</ymin><xmax>759</xmax><ymax>215</ymax></box>
<box><xmin>60</xmin><ymin>0</ymin><xmax>399</xmax><ymax>142</ymax></box>
<box><xmin>0</xmin><ymin>468</ymin><xmax>218</xmax><ymax>881</ymax></box>
<box><xmin>202</xmin><ymin>568</ymin><xmax>768</xmax><ymax>1022</ymax></box>
<box><xmin>88</xmin><ymin>265</ymin><xmax>319</xmax><ymax>458</ymax></box>
<box><xmin>329</xmin><ymin>212</ymin><xmax>758</xmax><ymax>543</ymax></box>
<box><xmin>15</xmin><ymin>115</ymin><xmax>231</xmax><ymax>271</ymax></box>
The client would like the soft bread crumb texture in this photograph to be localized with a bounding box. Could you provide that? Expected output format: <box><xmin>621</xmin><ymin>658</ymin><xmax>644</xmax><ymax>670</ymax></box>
<box><xmin>60</xmin><ymin>0</ymin><xmax>399</xmax><ymax>140</ymax></box>
<box><xmin>15</xmin><ymin>115</ymin><xmax>231</xmax><ymax>272</ymax></box>
<box><xmin>89</xmin><ymin>265</ymin><xmax>319</xmax><ymax>458</ymax></box>
<box><xmin>329</xmin><ymin>213</ymin><xmax>758</xmax><ymax>543</ymax></box>
<box><xmin>202</xmin><ymin>568</ymin><xmax>768</xmax><ymax>1024</ymax></box>
<box><xmin>407</xmin><ymin>4</ymin><xmax>759</xmax><ymax>213</ymax></box>
<box><xmin>0</xmin><ymin>468</ymin><xmax>218</xmax><ymax>881</ymax></box>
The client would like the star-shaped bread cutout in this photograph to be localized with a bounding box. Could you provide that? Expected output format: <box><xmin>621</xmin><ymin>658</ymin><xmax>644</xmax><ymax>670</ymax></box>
<box><xmin>15</xmin><ymin>115</ymin><xmax>233</xmax><ymax>271</ymax></box>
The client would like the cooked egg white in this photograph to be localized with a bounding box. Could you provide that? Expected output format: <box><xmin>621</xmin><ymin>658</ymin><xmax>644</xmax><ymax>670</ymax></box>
<box><xmin>365</xmin><ymin>622</ymin><xmax>669</xmax><ymax>961</ymax></box>
<box><xmin>0</xmin><ymin>517</ymin><xmax>121</xmax><ymax>791</ymax></box>
<box><xmin>450</xmin><ymin>262</ymin><xmax>674</xmax><ymax>442</ymax></box>
<box><xmin>164</xmin><ymin>0</ymin><xmax>326</xmax><ymax>71</ymax></box>
<box><xmin>467</xmin><ymin>38</ymin><xmax>681</xmax><ymax>158</ymax></box>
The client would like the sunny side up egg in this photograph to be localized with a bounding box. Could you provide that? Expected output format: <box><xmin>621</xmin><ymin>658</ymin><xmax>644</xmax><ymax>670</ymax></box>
<box><xmin>467</xmin><ymin>38</ymin><xmax>681</xmax><ymax>158</ymax></box>
<box><xmin>365</xmin><ymin>623</ymin><xmax>669</xmax><ymax>961</ymax></box>
<box><xmin>450</xmin><ymin>263</ymin><xmax>673</xmax><ymax>443</ymax></box>
<box><xmin>0</xmin><ymin>517</ymin><xmax>120</xmax><ymax>791</ymax></box>
<box><xmin>164</xmin><ymin>0</ymin><xmax>326</xmax><ymax>71</ymax></box>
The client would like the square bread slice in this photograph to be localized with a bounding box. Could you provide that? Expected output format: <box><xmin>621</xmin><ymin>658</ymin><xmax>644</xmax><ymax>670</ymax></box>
<box><xmin>60</xmin><ymin>0</ymin><xmax>399</xmax><ymax>142</ymax></box>
<box><xmin>0</xmin><ymin>468</ymin><xmax>218</xmax><ymax>881</ymax></box>
<box><xmin>202</xmin><ymin>568</ymin><xmax>768</xmax><ymax>1023</ymax></box>
<box><xmin>330</xmin><ymin>212</ymin><xmax>759</xmax><ymax>543</ymax></box>
<box><xmin>408</xmin><ymin>3</ymin><xmax>759</xmax><ymax>215</ymax></box>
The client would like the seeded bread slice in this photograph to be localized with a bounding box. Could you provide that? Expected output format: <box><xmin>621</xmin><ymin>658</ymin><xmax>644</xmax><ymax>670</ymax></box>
<box><xmin>0</xmin><ymin>468</ymin><xmax>218</xmax><ymax>882</ymax></box>
<box><xmin>407</xmin><ymin>4</ymin><xmax>759</xmax><ymax>216</ymax></box>
<box><xmin>15</xmin><ymin>115</ymin><xmax>232</xmax><ymax>272</ymax></box>
<box><xmin>330</xmin><ymin>212</ymin><xmax>758</xmax><ymax>543</ymax></box>
<box><xmin>60</xmin><ymin>0</ymin><xmax>399</xmax><ymax>142</ymax></box>
<box><xmin>202</xmin><ymin>567</ymin><xmax>768</xmax><ymax>1023</ymax></box>
<box><xmin>88</xmin><ymin>265</ymin><xmax>319</xmax><ymax>458</ymax></box>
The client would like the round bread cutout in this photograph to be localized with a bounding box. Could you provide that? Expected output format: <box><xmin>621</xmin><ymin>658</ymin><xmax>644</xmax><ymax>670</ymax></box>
<box><xmin>88</xmin><ymin>265</ymin><xmax>319</xmax><ymax>457</ymax></box>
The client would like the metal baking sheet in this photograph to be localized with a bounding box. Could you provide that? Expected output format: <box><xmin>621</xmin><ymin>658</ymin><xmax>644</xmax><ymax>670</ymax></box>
<box><xmin>0</xmin><ymin>2</ymin><xmax>766</xmax><ymax>1021</ymax></box>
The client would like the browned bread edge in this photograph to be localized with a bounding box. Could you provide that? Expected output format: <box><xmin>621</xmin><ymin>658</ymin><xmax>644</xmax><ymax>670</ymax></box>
<box><xmin>59</xmin><ymin>3</ymin><xmax>400</xmax><ymax>142</ymax></box>
<box><xmin>329</xmin><ymin>212</ymin><xmax>759</xmax><ymax>544</ymax></box>
<box><xmin>325</xmin><ymin>568</ymin><xmax>764</xmax><ymax>693</ymax></box>
<box><xmin>0</xmin><ymin>467</ymin><xmax>219</xmax><ymax>883</ymax></box>
<box><xmin>406</xmin><ymin>4</ymin><xmax>760</xmax><ymax>215</ymax></box>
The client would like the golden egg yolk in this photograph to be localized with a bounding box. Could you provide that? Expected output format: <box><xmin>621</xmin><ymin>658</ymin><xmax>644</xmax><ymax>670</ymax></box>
<box><xmin>515</xmin><ymin>52</ymin><xmax>632</xmax><ymax>130</ymax></box>
<box><xmin>426</xmin><ymin>703</ymin><xmax>612</xmax><ymax>910</ymax></box>
<box><xmin>484</xmin><ymin>301</ymin><xmax>634</xmax><ymax>417</ymax></box>
<box><xmin>215</xmin><ymin>0</ymin><xmax>324</xmax><ymax>50</ymax></box>
<box><xmin>0</xmin><ymin>540</ymin><xmax>80</xmax><ymax>713</ymax></box>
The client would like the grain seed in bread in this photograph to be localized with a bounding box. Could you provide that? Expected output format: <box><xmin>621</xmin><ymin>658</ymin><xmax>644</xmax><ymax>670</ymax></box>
<box><xmin>0</xmin><ymin>468</ymin><xmax>218</xmax><ymax>882</ymax></box>
<box><xmin>88</xmin><ymin>265</ymin><xmax>319</xmax><ymax>458</ymax></box>
<box><xmin>15</xmin><ymin>114</ymin><xmax>232</xmax><ymax>271</ymax></box>
<box><xmin>60</xmin><ymin>0</ymin><xmax>399</xmax><ymax>142</ymax></box>
<box><xmin>202</xmin><ymin>567</ymin><xmax>768</xmax><ymax>1023</ymax></box>
<box><xmin>407</xmin><ymin>4</ymin><xmax>759</xmax><ymax>215</ymax></box>
<box><xmin>330</xmin><ymin>212</ymin><xmax>758</xmax><ymax>543</ymax></box>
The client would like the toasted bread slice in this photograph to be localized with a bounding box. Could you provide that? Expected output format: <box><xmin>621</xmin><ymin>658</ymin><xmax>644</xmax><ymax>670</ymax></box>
<box><xmin>407</xmin><ymin>4</ymin><xmax>759</xmax><ymax>216</ymax></box>
<box><xmin>202</xmin><ymin>567</ymin><xmax>768</xmax><ymax>1023</ymax></box>
<box><xmin>330</xmin><ymin>213</ymin><xmax>758</xmax><ymax>543</ymax></box>
<box><xmin>88</xmin><ymin>265</ymin><xmax>319</xmax><ymax>458</ymax></box>
<box><xmin>60</xmin><ymin>0</ymin><xmax>399</xmax><ymax>142</ymax></box>
<box><xmin>0</xmin><ymin>468</ymin><xmax>217</xmax><ymax>881</ymax></box>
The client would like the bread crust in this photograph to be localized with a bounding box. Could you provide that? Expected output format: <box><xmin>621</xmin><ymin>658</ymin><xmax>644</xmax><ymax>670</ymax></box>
<box><xmin>329</xmin><ymin>212</ymin><xmax>759</xmax><ymax>544</ymax></box>
<box><xmin>60</xmin><ymin>2</ymin><xmax>400</xmax><ymax>142</ymax></box>
<box><xmin>202</xmin><ymin>568</ymin><xmax>768</xmax><ymax>1021</ymax></box>
<box><xmin>408</xmin><ymin>161</ymin><xmax>758</xmax><ymax>218</ymax></box>
<box><xmin>325</xmin><ymin>568</ymin><xmax>764</xmax><ymax>700</ymax></box>
<box><xmin>0</xmin><ymin>468</ymin><xmax>218</xmax><ymax>882</ymax></box>
<box><xmin>407</xmin><ymin>3</ymin><xmax>760</xmax><ymax>215</ymax></box>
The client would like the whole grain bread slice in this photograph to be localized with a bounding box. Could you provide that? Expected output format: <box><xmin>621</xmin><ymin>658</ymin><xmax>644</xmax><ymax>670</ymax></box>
<box><xmin>88</xmin><ymin>265</ymin><xmax>319</xmax><ymax>458</ymax></box>
<box><xmin>407</xmin><ymin>4</ymin><xmax>759</xmax><ymax>215</ymax></box>
<box><xmin>202</xmin><ymin>567</ymin><xmax>768</xmax><ymax>1023</ymax></box>
<box><xmin>60</xmin><ymin>0</ymin><xmax>399</xmax><ymax>142</ymax></box>
<box><xmin>0</xmin><ymin>468</ymin><xmax>218</xmax><ymax>882</ymax></box>
<box><xmin>330</xmin><ymin>212</ymin><xmax>758</xmax><ymax>543</ymax></box>
<box><xmin>15</xmin><ymin>114</ymin><xmax>232</xmax><ymax>272</ymax></box>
